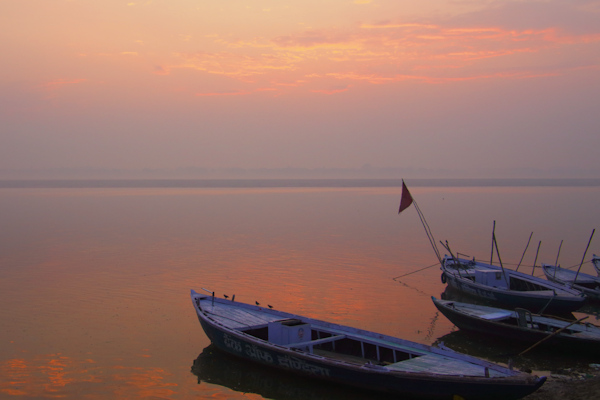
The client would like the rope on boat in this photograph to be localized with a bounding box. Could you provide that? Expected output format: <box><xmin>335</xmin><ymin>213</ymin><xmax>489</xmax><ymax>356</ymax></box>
<box><xmin>392</xmin><ymin>262</ymin><xmax>439</xmax><ymax>280</ymax></box>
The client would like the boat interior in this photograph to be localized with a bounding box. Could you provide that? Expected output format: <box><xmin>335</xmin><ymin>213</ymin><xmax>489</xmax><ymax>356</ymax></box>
<box><xmin>196</xmin><ymin>295</ymin><xmax>508</xmax><ymax>377</ymax></box>
<box><xmin>234</xmin><ymin>317</ymin><xmax>505</xmax><ymax>376</ymax></box>
<box><xmin>448</xmin><ymin>266</ymin><xmax>560</xmax><ymax>293</ymax></box>
<box><xmin>443</xmin><ymin>301</ymin><xmax>596</xmax><ymax>336</ymax></box>
<box><xmin>238</xmin><ymin>318</ymin><xmax>421</xmax><ymax>366</ymax></box>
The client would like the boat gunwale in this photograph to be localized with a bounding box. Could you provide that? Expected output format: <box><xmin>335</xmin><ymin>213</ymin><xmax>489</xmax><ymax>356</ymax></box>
<box><xmin>442</xmin><ymin>257</ymin><xmax>585</xmax><ymax>298</ymax></box>
<box><xmin>192</xmin><ymin>291</ymin><xmax>531</xmax><ymax>380</ymax></box>
<box><xmin>432</xmin><ymin>297</ymin><xmax>600</xmax><ymax>340</ymax></box>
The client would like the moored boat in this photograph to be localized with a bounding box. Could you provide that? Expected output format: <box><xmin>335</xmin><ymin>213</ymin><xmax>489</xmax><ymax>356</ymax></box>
<box><xmin>542</xmin><ymin>264</ymin><xmax>600</xmax><ymax>302</ymax></box>
<box><xmin>191</xmin><ymin>289</ymin><xmax>545</xmax><ymax>400</ymax></box>
<box><xmin>593</xmin><ymin>254</ymin><xmax>600</xmax><ymax>276</ymax></box>
<box><xmin>432</xmin><ymin>297</ymin><xmax>600</xmax><ymax>354</ymax></box>
<box><xmin>441</xmin><ymin>256</ymin><xmax>586</xmax><ymax>315</ymax></box>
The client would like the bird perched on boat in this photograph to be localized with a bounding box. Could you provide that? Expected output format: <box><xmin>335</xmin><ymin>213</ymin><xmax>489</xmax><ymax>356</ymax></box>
<box><xmin>268</xmin><ymin>304</ymin><xmax>273</xmax><ymax>309</ymax></box>
<box><xmin>223</xmin><ymin>294</ymin><xmax>229</xmax><ymax>299</ymax></box>
<box><xmin>255</xmin><ymin>301</ymin><xmax>260</xmax><ymax>306</ymax></box>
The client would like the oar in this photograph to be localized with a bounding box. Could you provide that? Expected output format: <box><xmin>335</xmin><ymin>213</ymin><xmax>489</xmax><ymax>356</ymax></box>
<box><xmin>518</xmin><ymin>315</ymin><xmax>589</xmax><ymax>356</ymax></box>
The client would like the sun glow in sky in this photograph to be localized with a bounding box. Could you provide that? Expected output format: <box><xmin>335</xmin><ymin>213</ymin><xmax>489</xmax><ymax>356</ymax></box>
<box><xmin>2</xmin><ymin>1</ymin><xmax>599</xmax><ymax>178</ymax></box>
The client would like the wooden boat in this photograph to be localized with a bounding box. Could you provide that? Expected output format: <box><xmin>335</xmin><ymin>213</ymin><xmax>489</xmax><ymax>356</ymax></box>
<box><xmin>432</xmin><ymin>297</ymin><xmax>600</xmax><ymax>353</ymax></box>
<box><xmin>191</xmin><ymin>344</ymin><xmax>393</xmax><ymax>400</ymax></box>
<box><xmin>441</xmin><ymin>255</ymin><xmax>586</xmax><ymax>315</ymax></box>
<box><xmin>542</xmin><ymin>264</ymin><xmax>600</xmax><ymax>301</ymax></box>
<box><xmin>191</xmin><ymin>289</ymin><xmax>545</xmax><ymax>400</ymax></box>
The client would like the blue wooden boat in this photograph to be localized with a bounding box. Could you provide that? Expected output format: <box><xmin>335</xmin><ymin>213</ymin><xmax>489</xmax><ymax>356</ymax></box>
<box><xmin>441</xmin><ymin>256</ymin><xmax>586</xmax><ymax>315</ymax></box>
<box><xmin>432</xmin><ymin>297</ymin><xmax>600</xmax><ymax>353</ymax></box>
<box><xmin>191</xmin><ymin>289</ymin><xmax>545</xmax><ymax>400</ymax></box>
<box><xmin>542</xmin><ymin>264</ymin><xmax>600</xmax><ymax>302</ymax></box>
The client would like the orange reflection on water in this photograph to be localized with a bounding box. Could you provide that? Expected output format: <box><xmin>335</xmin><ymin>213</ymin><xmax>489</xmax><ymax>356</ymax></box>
<box><xmin>0</xmin><ymin>359</ymin><xmax>28</xmax><ymax>396</ymax></box>
<box><xmin>112</xmin><ymin>365</ymin><xmax>178</xmax><ymax>398</ymax></box>
<box><xmin>0</xmin><ymin>354</ymin><xmax>179</xmax><ymax>399</ymax></box>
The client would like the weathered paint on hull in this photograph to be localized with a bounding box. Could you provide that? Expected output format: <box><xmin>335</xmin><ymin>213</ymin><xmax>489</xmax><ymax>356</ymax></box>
<box><xmin>433</xmin><ymin>300</ymin><xmax>600</xmax><ymax>354</ymax></box>
<box><xmin>443</xmin><ymin>273</ymin><xmax>585</xmax><ymax>315</ymax></box>
<box><xmin>195</xmin><ymin>314</ymin><xmax>545</xmax><ymax>400</ymax></box>
<box><xmin>543</xmin><ymin>273</ymin><xmax>600</xmax><ymax>302</ymax></box>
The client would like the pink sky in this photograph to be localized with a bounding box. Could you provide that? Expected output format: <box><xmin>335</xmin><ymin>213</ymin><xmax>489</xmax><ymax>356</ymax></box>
<box><xmin>2</xmin><ymin>0</ymin><xmax>599</xmax><ymax>178</ymax></box>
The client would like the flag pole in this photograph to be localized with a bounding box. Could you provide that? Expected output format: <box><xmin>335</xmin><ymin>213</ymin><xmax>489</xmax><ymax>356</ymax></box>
<box><xmin>398</xmin><ymin>180</ymin><xmax>442</xmax><ymax>265</ymax></box>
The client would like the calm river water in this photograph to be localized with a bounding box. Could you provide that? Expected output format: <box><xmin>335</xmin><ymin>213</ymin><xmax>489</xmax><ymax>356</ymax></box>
<box><xmin>1</xmin><ymin>180</ymin><xmax>599</xmax><ymax>399</ymax></box>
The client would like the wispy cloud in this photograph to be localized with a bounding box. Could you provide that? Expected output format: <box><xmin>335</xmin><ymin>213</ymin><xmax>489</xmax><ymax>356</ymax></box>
<box><xmin>144</xmin><ymin>9</ymin><xmax>600</xmax><ymax>95</ymax></box>
<box><xmin>310</xmin><ymin>85</ymin><xmax>351</xmax><ymax>95</ymax></box>
<box><xmin>40</xmin><ymin>79</ymin><xmax>87</xmax><ymax>91</ymax></box>
<box><xmin>195</xmin><ymin>90</ymin><xmax>251</xmax><ymax>97</ymax></box>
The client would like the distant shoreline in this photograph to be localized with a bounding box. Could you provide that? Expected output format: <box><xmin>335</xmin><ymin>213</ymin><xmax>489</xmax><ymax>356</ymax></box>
<box><xmin>1</xmin><ymin>178</ymin><xmax>600</xmax><ymax>189</ymax></box>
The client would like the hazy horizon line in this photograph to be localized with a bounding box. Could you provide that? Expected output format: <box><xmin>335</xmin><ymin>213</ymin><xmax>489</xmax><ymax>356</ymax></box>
<box><xmin>2</xmin><ymin>177</ymin><xmax>600</xmax><ymax>189</ymax></box>
<box><xmin>1</xmin><ymin>165</ymin><xmax>600</xmax><ymax>181</ymax></box>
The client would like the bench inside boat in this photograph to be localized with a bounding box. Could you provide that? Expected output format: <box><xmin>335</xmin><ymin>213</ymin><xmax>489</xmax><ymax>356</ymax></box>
<box><xmin>238</xmin><ymin>318</ymin><xmax>422</xmax><ymax>364</ymax></box>
<box><xmin>234</xmin><ymin>317</ymin><xmax>502</xmax><ymax>376</ymax></box>
<box><xmin>452</xmin><ymin>268</ymin><xmax>561</xmax><ymax>293</ymax></box>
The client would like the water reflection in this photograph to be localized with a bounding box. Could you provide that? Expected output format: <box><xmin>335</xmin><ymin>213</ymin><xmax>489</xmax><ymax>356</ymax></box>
<box><xmin>191</xmin><ymin>345</ymin><xmax>400</xmax><ymax>400</ymax></box>
<box><xmin>1</xmin><ymin>184</ymin><xmax>599</xmax><ymax>399</ymax></box>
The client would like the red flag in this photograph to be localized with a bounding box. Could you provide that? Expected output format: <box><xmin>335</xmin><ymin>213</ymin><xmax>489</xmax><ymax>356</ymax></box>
<box><xmin>398</xmin><ymin>181</ymin><xmax>413</xmax><ymax>214</ymax></box>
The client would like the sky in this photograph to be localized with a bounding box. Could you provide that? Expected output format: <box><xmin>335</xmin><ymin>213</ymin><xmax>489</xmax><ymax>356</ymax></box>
<box><xmin>1</xmin><ymin>0</ymin><xmax>599</xmax><ymax>179</ymax></box>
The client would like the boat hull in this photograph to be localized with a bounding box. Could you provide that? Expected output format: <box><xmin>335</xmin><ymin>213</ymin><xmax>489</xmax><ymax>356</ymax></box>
<box><xmin>443</xmin><ymin>272</ymin><xmax>584</xmax><ymax>314</ymax></box>
<box><xmin>441</xmin><ymin>257</ymin><xmax>585</xmax><ymax>315</ymax></box>
<box><xmin>432</xmin><ymin>297</ymin><xmax>600</xmax><ymax>353</ymax></box>
<box><xmin>542</xmin><ymin>265</ymin><xmax>600</xmax><ymax>302</ymax></box>
<box><xmin>193</xmin><ymin>292</ymin><xmax>545</xmax><ymax>400</ymax></box>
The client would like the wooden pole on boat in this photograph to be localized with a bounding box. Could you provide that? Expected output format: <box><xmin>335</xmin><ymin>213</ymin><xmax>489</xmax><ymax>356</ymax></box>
<box><xmin>515</xmin><ymin>232</ymin><xmax>533</xmax><ymax>272</ymax></box>
<box><xmin>492</xmin><ymin>229</ymin><xmax>510</xmax><ymax>287</ymax></box>
<box><xmin>552</xmin><ymin>240</ymin><xmax>563</xmax><ymax>279</ymax></box>
<box><xmin>531</xmin><ymin>241</ymin><xmax>541</xmax><ymax>276</ymax></box>
<box><xmin>518</xmin><ymin>315</ymin><xmax>589</xmax><ymax>356</ymax></box>
<box><xmin>490</xmin><ymin>220</ymin><xmax>496</xmax><ymax>265</ymax></box>
<box><xmin>398</xmin><ymin>180</ymin><xmax>443</xmax><ymax>266</ymax></box>
<box><xmin>573</xmin><ymin>229</ymin><xmax>596</xmax><ymax>285</ymax></box>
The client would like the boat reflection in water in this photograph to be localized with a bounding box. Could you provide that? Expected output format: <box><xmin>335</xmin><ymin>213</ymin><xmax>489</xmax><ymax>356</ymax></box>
<box><xmin>191</xmin><ymin>345</ymin><xmax>398</xmax><ymax>400</ymax></box>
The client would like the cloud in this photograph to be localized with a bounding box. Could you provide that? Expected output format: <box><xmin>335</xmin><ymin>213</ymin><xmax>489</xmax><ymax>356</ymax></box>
<box><xmin>40</xmin><ymin>78</ymin><xmax>87</xmax><ymax>91</ymax></box>
<box><xmin>195</xmin><ymin>90</ymin><xmax>252</xmax><ymax>97</ymax></box>
<box><xmin>310</xmin><ymin>85</ymin><xmax>351</xmax><ymax>95</ymax></box>
<box><xmin>147</xmin><ymin>4</ymin><xmax>600</xmax><ymax>95</ymax></box>
<box><xmin>153</xmin><ymin>65</ymin><xmax>170</xmax><ymax>75</ymax></box>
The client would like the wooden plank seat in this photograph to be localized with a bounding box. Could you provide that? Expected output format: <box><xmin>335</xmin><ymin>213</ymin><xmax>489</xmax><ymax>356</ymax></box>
<box><xmin>387</xmin><ymin>354</ymin><xmax>504</xmax><ymax>377</ymax></box>
<box><xmin>479</xmin><ymin>311</ymin><xmax>513</xmax><ymax>320</ymax></box>
<box><xmin>285</xmin><ymin>334</ymin><xmax>346</xmax><ymax>349</ymax></box>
